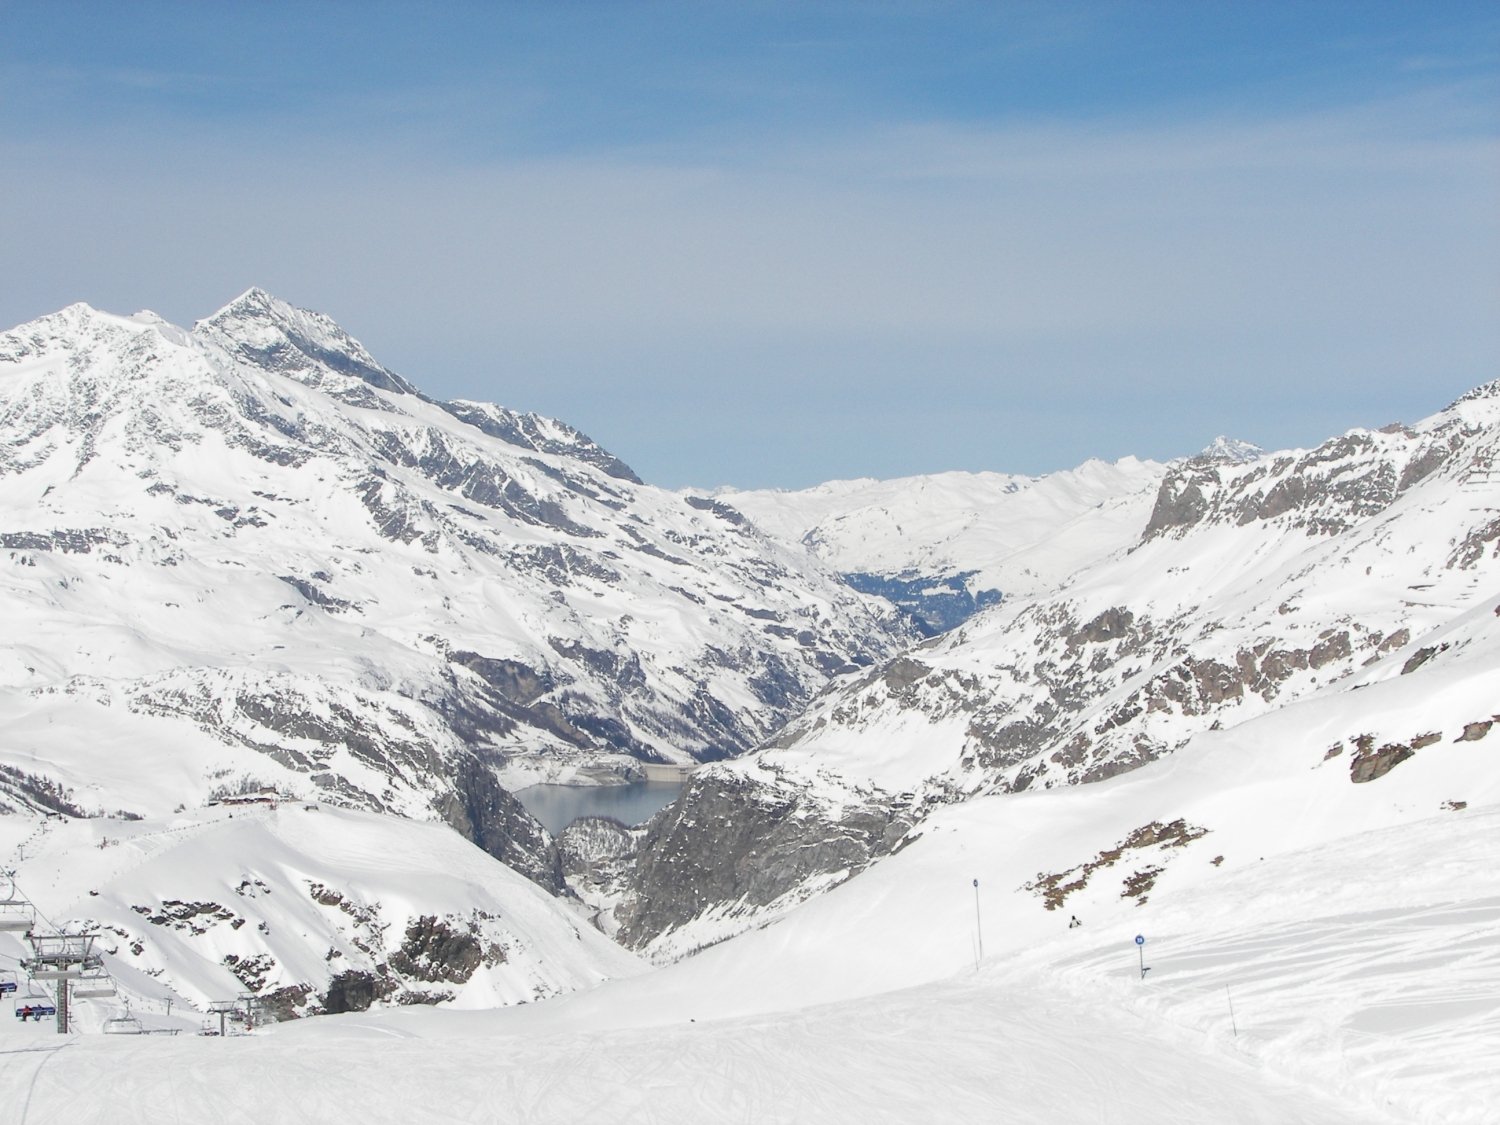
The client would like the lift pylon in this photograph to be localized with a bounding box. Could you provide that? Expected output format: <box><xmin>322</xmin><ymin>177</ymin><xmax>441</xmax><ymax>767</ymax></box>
<box><xmin>22</xmin><ymin>932</ymin><xmax>104</xmax><ymax>1034</ymax></box>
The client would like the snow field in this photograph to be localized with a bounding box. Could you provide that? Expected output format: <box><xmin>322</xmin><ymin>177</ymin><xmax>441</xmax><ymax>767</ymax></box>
<box><xmin>0</xmin><ymin>968</ymin><xmax>1398</xmax><ymax>1125</ymax></box>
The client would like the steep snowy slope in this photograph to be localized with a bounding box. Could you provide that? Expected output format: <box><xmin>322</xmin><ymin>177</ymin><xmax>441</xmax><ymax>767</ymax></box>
<box><xmin>618</xmin><ymin>384</ymin><xmax>1500</xmax><ymax>954</ymax></box>
<box><xmin>720</xmin><ymin>457</ymin><xmax>1167</xmax><ymax>631</ymax></box>
<box><xmin>0</xmin><ymin>293</ymin><xmax>903</xmax><ymax>879</ymax></box>
<box><xmin>0</xmin><ymin>802</ymin><xmax>643</xmax><ymax>1024</ymax></box>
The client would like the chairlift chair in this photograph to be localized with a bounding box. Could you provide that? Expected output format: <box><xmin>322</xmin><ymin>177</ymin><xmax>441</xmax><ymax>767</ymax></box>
<box><xmin>73</xmin><ymin>969</ymin><xmax>116</xmax><ymax>999</ymax></box>
<box><xmin>103</xmin><ymin>1014</ymin><xmax>145</xmax><ymax>1035</ymax></box>
<box><xmin>0</xmin><ymin>876</ymin><xmax>35</xmax><ymax>931</ymax></box>
<box><xmin>0</xmin><ymin>969</ymin><xmax>17</xmax><ymax>995</ymax></box>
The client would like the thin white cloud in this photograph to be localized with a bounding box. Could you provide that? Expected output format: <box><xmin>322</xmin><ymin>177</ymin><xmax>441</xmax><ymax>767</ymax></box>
<box><xmin>1</xmin><ymin>83</ymin><xmax>1495</xmax><ymax>486</ymax></box>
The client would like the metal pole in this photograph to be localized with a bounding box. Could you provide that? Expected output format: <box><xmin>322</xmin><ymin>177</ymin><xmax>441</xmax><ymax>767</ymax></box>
<box><xmin>1226</xmin><ymin>985</ymin><xmax>1238</xmax><ymax>1037</ymax></box>
<box><xmin>971</xmin><ymin>878</ymin><xmax>984</xmax><ymax>968</ymax></box>
<box><xmin>57</xmin><ymin>980</ymin><xmax>68</xmax><ymax>1035</ymax></box>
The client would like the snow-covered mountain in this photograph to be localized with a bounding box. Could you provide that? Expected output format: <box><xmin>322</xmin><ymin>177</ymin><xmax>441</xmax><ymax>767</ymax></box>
<box><xmin>0</xmin><ymin>292</ymin><xmax>905</xmax><ymax>876</ymax></box>
<box><xmin>616</xmin><ymin>385</ymin><xmax>1500</xmax><ymax>956</ymax></box>
<box><xmin>720</xmin><ymin>458</ymin><xmax>1166</xmax><ymax>632</ymax></box>
<box><xmin>0</xmin><ymin>801</ymin><xmax>643</xmax><ymax>1024</ymax></box>
<box><xmin>1196</xmin><ymin>434</ymin><xmax>1265</xmax><ymax>463</ymax></box>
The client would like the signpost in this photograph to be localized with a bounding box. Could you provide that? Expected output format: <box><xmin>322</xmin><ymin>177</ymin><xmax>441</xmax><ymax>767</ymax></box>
<box><xmin>1135</xmin><ymin>934</ymin><xmax>1149</xmax><ymax>979</ymax></box>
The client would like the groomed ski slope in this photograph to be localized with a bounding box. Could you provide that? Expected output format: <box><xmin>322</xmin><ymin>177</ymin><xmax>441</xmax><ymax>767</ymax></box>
<box><xmin>0</xmin><ymin>968</ymin><xmax>1396</xmax><ymax>1125</ymax></box>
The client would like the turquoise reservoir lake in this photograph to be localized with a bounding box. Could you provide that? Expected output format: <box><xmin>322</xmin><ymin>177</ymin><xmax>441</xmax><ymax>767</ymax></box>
<box><xmin>516</xmin><ymin>780</ymin><xmax>686</xmax><ymax>835</ymax></box>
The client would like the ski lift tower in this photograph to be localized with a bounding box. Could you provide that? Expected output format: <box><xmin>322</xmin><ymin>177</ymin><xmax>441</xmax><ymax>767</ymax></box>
<box><xmin>206</xmin><ymin>999</ymin><xmax>243</xmax><ymax>1038</ymax></box>
<box><xmin>22</xmin><ymin>932</ymin><xmax>103</xmax><ymax>1035</ymax></box>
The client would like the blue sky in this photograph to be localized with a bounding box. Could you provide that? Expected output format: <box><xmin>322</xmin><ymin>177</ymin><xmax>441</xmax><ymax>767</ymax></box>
<box><xmin>3</xmin><ymin>2</ymin><xmax>1497</xmax><ymax>488</ymax></box>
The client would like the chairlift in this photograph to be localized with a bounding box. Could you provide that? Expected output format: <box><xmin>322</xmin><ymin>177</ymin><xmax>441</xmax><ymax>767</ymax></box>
<box><xmin>23</xmin><ymin>932</ymin><xmax>101</xmax><ymax>978</ymax></box>
<box><xmin>0</xmin><ymin>969</ymin><xmax>17</xmax><ymax>996</ymax></box>
<box><xmin>103</xmin><ymin>1014</ymin><xmax>145</xmax><ymax>1035</ymax></box>
<box><xmin>73</xmin><ymin>969</ymin><xmax>117</xmax><ymax>999</ymax></box>
<box><xmin>13</xmin><ymin>1002</ymin><xmax>56</xmax><ymax>1022</ymax></box>
<box><xmin>0</xmin><ymin>872</ymin><xmax>35</xmax><ymax>932</ymax></box>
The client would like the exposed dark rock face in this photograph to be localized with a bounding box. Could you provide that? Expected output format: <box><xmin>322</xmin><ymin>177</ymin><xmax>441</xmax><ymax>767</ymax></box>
<box><xmin>137</xmin><ymin>899</ymin><xmax>244</xmax><ymax>934</ymax></box>
<box><xmin>1343</xmin><ymin>731</ymin><xmax>1443</xmax><ymax>784</ymax></box>
<box><xmin>1402</xmin><ymin>645</ymin><xmax>1449</xmax><ymax>675</ymax></box>
<box><xmin>1143</xmin><ymin>423</ymin><xmax>1469</xmax><ymax>542</ymax></box>
<box><xmin>0</xmin><ymin>528</ymin><xmax>127</xmax><ymax>554</ymax></box>
<box><xmin>437</xmin><ymin>757</ymin><xmax>564</xmax><ymax>894</ymax></box>
<box><xmin>1144</xmin><ymin>476</ymin><xmax>1210</xmax><ymax>537</ymax></box>
<box><xmin>1069</xmin><ymin>607</ymin><xmax>1135</xmax><ymax>646</ymax></box>
<box><xmin>1350</xmin><ymin>739</ymin><xmax>1415</xmax><ymax>783</ymax></box>
<box><xmin>257</xmin><ymin>984</ymin><xmax>314</xmax><ymax>1022</ymax></box>
<box><xmin>447</xmin><ymin>653</ymin><xmax>553</xmax><ymax>706</ymax></box>
<box><xmin>615</xmin><ymin>770</ymin><xmax>914</xmax><ymax>952</ymax></box>
<box><xmin>389</xmin><ymin>916</ymin><xmax>483</xmax><ymax>984</ymax></box>
<box><xmin>223</xmin><ymin>952</ymin><xmax>277</xmax><ymax>993</ymax></box>
<box><xmin>322</xmin><ymin>969</ymin><xmax>386</xmax><ymax>1014</ymax></box>
<box><xmin>683</xmin><ymin>495</ymin><xmax>749</xmax><ymax>526</ymax></box>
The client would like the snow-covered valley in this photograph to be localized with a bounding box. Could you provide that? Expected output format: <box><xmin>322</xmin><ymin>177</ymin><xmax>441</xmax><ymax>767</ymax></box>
<box><xmin>1</xmin><ymin>293</ymin><xmax>1496</xmax><ymax>1122</ymax></box>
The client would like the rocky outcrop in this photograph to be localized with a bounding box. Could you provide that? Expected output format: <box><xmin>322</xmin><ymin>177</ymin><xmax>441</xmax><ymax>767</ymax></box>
<box><xmin>321</xmin><ymin>969</ymin><xmax>387</xmax><ymax>1014</ymax></box>
<box><xmin>615</xmin><ymin>770</ymin><xmax>914</xmax><ymax>954</ymax></box>
<box><xmin>1143</xmin><ymin>421</ymin><xmax>1471</xmax><ymax>542</ymax></box>
<box><xmin>437</xmin><ymin>757</ymin><xmax>563</xmax><ymax>894</ymax></box>
<box><xmin>1024</xmin><ymin>819</ymin><xmax>1209</xmax><ymax>911</ymax></box>
<box><xmin>388</xmin><ymin>916</ymin><xmax>485</xmax><ymax>984</ymax></box>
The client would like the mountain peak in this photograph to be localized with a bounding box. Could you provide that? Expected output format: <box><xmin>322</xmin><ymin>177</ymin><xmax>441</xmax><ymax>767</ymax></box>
<box><xmin>214</xmin><ymin>285</ymin><xmax>282</xmax><ymax>317</ymax></box>
<box><xmin>1195</xmin><ymin>435</ymin><xmax>1264</xmax><ymax>464</ymax></box>
<box><xmin>195</xmin><ymin>288</ymin><xmax>415</xmax><ymax>396</ymax></box>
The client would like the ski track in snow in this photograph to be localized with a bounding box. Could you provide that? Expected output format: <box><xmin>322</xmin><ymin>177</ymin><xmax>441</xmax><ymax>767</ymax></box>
<box><xmin>1</xmin><ymin>975</ymin><xmax>1392</xmax><ymax>1125</ymax></box>
<box><xmin>1048</xmin><ymin>896</ymin><xmax>1500</xmax><ymax>1125</ymax></box>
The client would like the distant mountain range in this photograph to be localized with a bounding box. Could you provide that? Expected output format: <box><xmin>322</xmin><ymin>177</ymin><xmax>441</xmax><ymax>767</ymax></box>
<box><xmin>614</xmin><ymin>382</ymin><xmax>1500</xmax><ymax>956</ymax></box>
<box><xmin>2</xmin><ymin>290</ymin><xmax>1494</xmax><ymax>1025</ymax></box>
